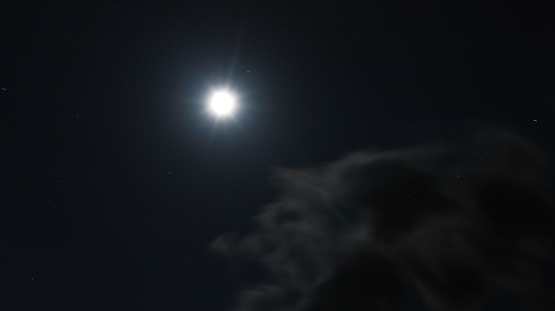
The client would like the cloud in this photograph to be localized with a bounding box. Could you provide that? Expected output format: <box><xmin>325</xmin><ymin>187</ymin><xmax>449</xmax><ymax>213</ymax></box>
<box><xmin>211</xmin><ymin>128</ymin><xmax>554</xmax><ymax>311</ymax></box>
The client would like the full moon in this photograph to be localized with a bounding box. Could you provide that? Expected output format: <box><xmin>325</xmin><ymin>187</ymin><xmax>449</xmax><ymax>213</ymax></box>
<box><xmin>208</xmin><ymin>90</ymin><xmax>236</xmax><ymax>117</ymax></box>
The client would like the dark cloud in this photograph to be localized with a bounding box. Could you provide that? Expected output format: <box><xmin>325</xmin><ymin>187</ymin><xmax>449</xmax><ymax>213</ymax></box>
<box><xmin>211</xmin><ymin>128</ymin><xmax>554</xmax><ymax>311</ymax></box>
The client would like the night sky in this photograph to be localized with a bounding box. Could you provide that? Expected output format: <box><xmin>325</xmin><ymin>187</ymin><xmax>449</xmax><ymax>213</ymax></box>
<box><xmin>2</xmin><ymin>1</ymin><xmax>555</xmax><ymax>310</ymax></box>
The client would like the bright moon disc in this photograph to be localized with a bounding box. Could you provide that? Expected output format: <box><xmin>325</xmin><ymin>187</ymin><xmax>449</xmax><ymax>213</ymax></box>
<box><xmin>209</xmin><ymin>91</ymin><xmax>236</xmax><ymax>117</ymax></box>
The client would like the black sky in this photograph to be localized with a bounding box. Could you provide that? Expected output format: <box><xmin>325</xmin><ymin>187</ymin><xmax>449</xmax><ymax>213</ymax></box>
<box><xmin>2</xmin><ymin>1</ymin><xmax>555</xmax><ymax>310</ymax></box>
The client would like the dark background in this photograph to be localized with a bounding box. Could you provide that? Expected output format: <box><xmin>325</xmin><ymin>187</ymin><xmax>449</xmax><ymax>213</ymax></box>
<box><xmin>2</xmin><ymin>0</ymin><xmax>554</xmax><ymax>310</ymax></box>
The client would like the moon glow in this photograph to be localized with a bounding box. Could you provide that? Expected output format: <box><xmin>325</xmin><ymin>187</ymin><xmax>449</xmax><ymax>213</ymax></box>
<box><xmin>208</xmin><ymin>90</ymin><xmax>236</xmax><ymax>117</ymax></box>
